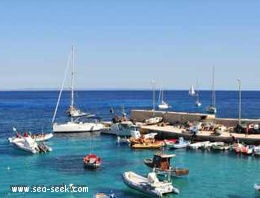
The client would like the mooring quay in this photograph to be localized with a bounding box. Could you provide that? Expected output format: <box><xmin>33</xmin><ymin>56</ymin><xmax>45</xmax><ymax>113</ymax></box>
<box><xmin>130</xmin><ymin>110</ymin><xmax>260</xmax><ymax>145</ymax></box>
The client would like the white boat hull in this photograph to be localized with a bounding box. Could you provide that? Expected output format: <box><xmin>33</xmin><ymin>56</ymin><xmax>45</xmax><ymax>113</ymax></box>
<box><xmin>188</xmin><ymin>141</ymin><xmax>210</xmax><ymax>149</ymax></box>
<box><xmin>122</xmin><ymin>171</ymin><xmax>179</xmax><ymax>197</ymax></box>
<box><xmin>254</xmin><ymin>184</ymin><xmax>260</xmax><ymax>191</ymax></box>
<box><xmin>12</xmin><ymin>141</ymin><xmax>38</xmax><ymax>154</ymax></box>
<box><xmin>109</xmin><ymin>122</ymin><xmax>139</xmax><ymax>137</ymax></box>
<box><xmin>53</xmin><ymin>122</ymin><xmax>104</xmax><ymax>133</ymax></box>
<box><xmin>10</xmin><ymin>136</ymin><xmax>52</xmax><ymax>154</ymax></box>
<box><xmin>158</xmin><ymin>102</ymin><xmax>169</xmax><ymax>109</ymax></box>
<box><xmin>33</xmin><ymin>133</ymin><xmax>54</xmax><ymax>141</ymax></box>
<box><xmin>145</xmin><ymin>117</ymin><xmax>163</xmax><ymax>125</ymax></box>
<box><xmin>165</xmin><ymin>137</ymin><xmax>190</xmax><ymax>149</ymax></box>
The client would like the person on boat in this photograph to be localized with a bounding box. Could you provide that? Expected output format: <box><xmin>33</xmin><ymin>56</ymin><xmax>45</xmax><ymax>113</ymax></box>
<box><xmin>16</xmin><ymin>132</ymin><xmax>22</xmax><ymax>138</ymax></box>
<box><xmin>245</xmin><ymin>125</ymin><xmax>249</xmax><ymax>137</ymax></box>
<box><xmin>230</xmin><ymin>134</ymin><xmax>237</xmax><ymax>143</ymax></box>
<box><xmin>139</xmin><ymin>135</ymin><xmax>145</xmax><ymax>144</ymax></box>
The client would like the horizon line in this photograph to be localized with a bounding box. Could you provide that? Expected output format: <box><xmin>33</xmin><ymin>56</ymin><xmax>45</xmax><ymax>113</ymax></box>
<box><xmin>0</xmin><ymin>88</ymin><xmax>259</xmax><ymax>91</ymax></box>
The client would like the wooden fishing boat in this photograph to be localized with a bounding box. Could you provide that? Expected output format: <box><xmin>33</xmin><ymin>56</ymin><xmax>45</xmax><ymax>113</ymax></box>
<box><xmin>131</xmin><ymin>141</ymin><xmax>164</xmax><ymax>149</ymax></box>
<box><xmin>144</xmin><ymin>152</ymin><xmax>189</xmax><ymax>177</ymax></box>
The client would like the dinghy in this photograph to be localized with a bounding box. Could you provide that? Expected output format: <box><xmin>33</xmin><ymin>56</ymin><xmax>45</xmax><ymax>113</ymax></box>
<box><xmin>122</xmin><ymin>171</ymin><xmax>179</xmax><ymax>197</ymax></box>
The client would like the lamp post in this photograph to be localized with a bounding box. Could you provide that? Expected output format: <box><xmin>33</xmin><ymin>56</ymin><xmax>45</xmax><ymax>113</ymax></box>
<box><xmin>237</xmin><ymin>79</ymin><xmax>241</xmax><ymax>125</ymax></box>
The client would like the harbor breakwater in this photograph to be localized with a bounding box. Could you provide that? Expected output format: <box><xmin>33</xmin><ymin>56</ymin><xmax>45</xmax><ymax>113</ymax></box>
<box><xmin>130</xmin><ymin>109</ymin><xmax>260</xmax><ymax>127</ymax></box>
<box><xmin>130</xmin><ymin>110</ymin><xmax>260</xmax><ymax>144</ymax></box>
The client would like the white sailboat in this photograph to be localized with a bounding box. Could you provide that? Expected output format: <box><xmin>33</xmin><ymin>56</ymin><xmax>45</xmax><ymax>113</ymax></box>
<box><xmin>195</xmin><ymin>84</ymin><xmax>202</xmax><ymax>107</ymax></box>
<box><xmin>189</xmin><ymin>85</ymin><xmax>196</xmax><ymax>96</ymax></box>
<box><xmin>206</xmin><ymin>66</ymin><xmax>217</xmax><ymax>114</ymax></box>
<box><xmin>52</xmin><ymin>46</ymin><xmax>104</xmax><ymax>133</ymax></box>
<box><xmin>158</xmin><ymin>88</ymin><xmax>170</xmax><ymax>110</ymax></box>
<box><xmin>65</xmin><ymin>48</ymin><xmax>91</xmax><ymax>118</ymax></box>
<box><xmin>195</xmin><ymin>95</ymin><xmax>202</xmax><ymax>107</ymax></box>
<box><xmin>189</xmin><ymin>83</ymin><xmax>202</xmax><ymax>107</ymax></box>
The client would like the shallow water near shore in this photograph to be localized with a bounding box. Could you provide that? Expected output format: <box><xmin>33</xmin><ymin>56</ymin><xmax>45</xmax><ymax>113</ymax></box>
<box><xmin>0</xmin><ymin>90</ymin><xmax>260</xmax><ymax>197</ymax></box>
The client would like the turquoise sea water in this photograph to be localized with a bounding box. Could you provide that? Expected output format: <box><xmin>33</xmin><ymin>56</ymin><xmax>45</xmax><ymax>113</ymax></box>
<box><xmin>0</xmin><ymin>91</ymin><xmax>260</xmax><ymax>198</ymax></box>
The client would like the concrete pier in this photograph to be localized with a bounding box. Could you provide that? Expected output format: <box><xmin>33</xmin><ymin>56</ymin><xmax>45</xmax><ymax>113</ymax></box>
<box><xmin>130</xmin><ymin>109</ymin><xmax>260</xmax><ymax>127</ymax></box>
<box><xmin>131</xmin><ymin>109</ymin><xmax>260</xmax><ymax>144</ymax></box>
<box><xmin>141</xmin><ymin>125</ymin><xmax>260</xmax><ymax>145</ymax></box>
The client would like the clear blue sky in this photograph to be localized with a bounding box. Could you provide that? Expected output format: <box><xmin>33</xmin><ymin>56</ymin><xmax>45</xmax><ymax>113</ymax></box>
<box><xmin>1</xmin><ymin>0</ymin><xmax>260</xmax><ymax>90</ymax></box>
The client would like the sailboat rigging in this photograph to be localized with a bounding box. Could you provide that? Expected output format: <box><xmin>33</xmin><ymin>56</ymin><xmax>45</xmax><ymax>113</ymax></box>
<box><xmin>195</xmin><ymin>92</ymin><xmax>202</xmax><ymax>107</ymax></box>
<box><xmin>189</xmin><ymin>82</ymin><xmax>202</xmax><ymax>107</ymax></box>
<box><xmin>66</xmin><ymin>47</ymin><xmax>93</xmax><ymax>118</ymax></box>
<box><xmin>188</xmin><ymin>85</ymin><xmax>196</xmax><ymax>96</ymax></box>
<box><xmin>158</xmin><ymin>88</ymin><xmax>170</xmax><ymax>110</ymax></box>
<box><xmin>206</xmin><ymin>66</ymin><xmax>217</xmax><ymax>114</ymax></box>
<box><xmin>52</xmin><ymin>46</ymin><xmax>104</xmax><ymax>133</ymax></box>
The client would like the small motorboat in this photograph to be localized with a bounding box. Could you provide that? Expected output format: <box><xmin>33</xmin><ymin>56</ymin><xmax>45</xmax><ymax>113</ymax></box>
<box><xmin>83</xmin><ymin>154</ymin><xmax>101</xmax><ymax>169</ymax></box>
<box><xmin>128</xmin><ymin>131</ymin><xmax>158</xmax><ymax>145</ymax></box>
<box><xmin>11</xmin><ymin>136</ymin><xmax>39</xmax><ymax>154</ymax></box>
<box><xmin>122</xmin><ymin>171</ymin><xmax>179</xmax><ymax>197</ymax></box>
<box><xmin>9</xmin><ymin>128</ymin><xmax>53</xmax><ymax>142</ymax></box>
<box><xmin>253</xmin><ymin>146</ymin><xmax>260</xmax><ymax>156</ymax></box>
<box><xmin>163</xmin><ymin>138</ymin><xmax>177</xmax><ymax>145</ymax></box>
<box><xmin>188</xmin><ymin>141</ymin><xmax>210</xmax><ymax>150</ymax></box>
<box><xmin>211</xmin><ymin>144</ymin><xmax>230</xmax><ymax>151</ymax></box>
<box><xmin>145</xmin><ymin>117</ymin><xmax>163</xmax><ymax>125</ymax></box>
<box><xmin>10</xmin><ymin>136</ymin><xmax>52</xmax><ymax>154</ymax></box>
<box><xmin>254</xmin><ymin>184</ymin><xmax>260</xmax><ymax>191</ymax></box>
<box><xmin>109</xmin><ymin>121</ymin><xmax>140</xmax><ymax>137</ymax></box>
<box><xmin>30</xmin><ymin>133</ymin><xmax>54</xmax><ymax>142</ymax></box>
<box><xmin>131</xmin><ymin>141</ymin><xmax>164</xmax><ymax>149</ymax></box>
<box><xmin>9</xmin><ymin>134</ymin><xmax>54</xmax><ymax>143</ymax></box>
<box><xmin>94</xmin><ymin>192</ymin><xmax>117</xmax><ymax>198</ymax></box>
<box><xmin>144</xmin><ymin>152</ymin><xmax>189</xmax><ymax>177</ymax></box>
<box><xmin>202</xmin><ymin>141</ymin><xmax>225</xmax><ymax>151</ymax></box>
<box><xmin>165</xmin><ymin>137</ymin><xmax>190</xmax><ymax>149</ymax></box>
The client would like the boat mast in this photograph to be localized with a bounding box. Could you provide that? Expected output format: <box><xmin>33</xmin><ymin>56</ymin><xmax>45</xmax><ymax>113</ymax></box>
<box><xmin>196</xmin><ymin>80</ymin><xmax>199</xmax><ymax>100</ymax></box>
<box><xmin>52</xmin><ymin>49</ymin><xmax>71</xmax><ymax>123</ymax></box>
<box><xmin>151</xmin><ymin>80</ymin><xmax>156</xmax><ymax>112</ymax></box>
<box><xmin>211</xmin><ymin>66</ymin><xmax>215</xmax><ymax>107</ymax></box>
<box><xmin>158</xmin><ymin>87</ymin><xmax>161</xmax><ymax>104</ymax></box>
<box><xmin>71</xmin><ymin>46</ymin><xmax>75</xmax><ymax>109</ymax></box>
<box><xmin>161</xmin><ymin>89</ymin><xmax>164</xmax><ymax>102</ymax></box>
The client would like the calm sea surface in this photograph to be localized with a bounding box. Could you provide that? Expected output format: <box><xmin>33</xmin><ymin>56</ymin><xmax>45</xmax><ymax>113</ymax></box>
<box><xmin>0</xmin><ymin>90</ymin><xmax>260</xmax><ymax>198</ymax></box>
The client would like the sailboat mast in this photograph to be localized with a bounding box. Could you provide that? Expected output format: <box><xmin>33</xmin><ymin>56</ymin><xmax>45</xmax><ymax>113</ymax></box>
<box><xmin>71</xmin><ymin>46</ymin><xmax>75</xmax><ymax>108</ymax></box>
<box><xmin>158</xmin><ymin>87</ymin><xmax>161</xmax><ymax>104</ymax></box>
<box><xmin>161</xmin><ymin>89</ymin><xmax>164</xmax><ymax>102</ymax></box>
<box><xmin>151</xmin><ymin>80</ymin><xmax>155</xmax><ymax>112</ymax></box>
<box><xmin>212</xmin><ymin>66</ymin><xmax>215</xmax><ymax>106</ymax></box>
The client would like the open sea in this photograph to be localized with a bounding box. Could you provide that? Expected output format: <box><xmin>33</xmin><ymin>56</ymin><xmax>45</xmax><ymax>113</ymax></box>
<box><xmin>0</xmin><ymin>90</ymin><xmax>260</xmax><ymax>198</ymax></box>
